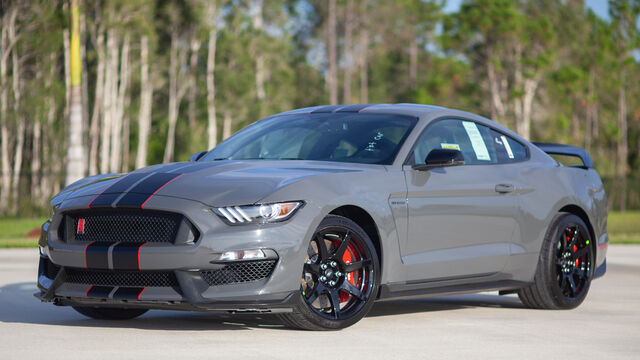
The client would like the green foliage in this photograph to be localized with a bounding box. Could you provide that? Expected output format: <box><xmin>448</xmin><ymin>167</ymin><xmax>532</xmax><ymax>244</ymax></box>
<box><xmin>2</xmin><ymin>0</ymin><xmax>640</xmax><ymax>216</ymax></box>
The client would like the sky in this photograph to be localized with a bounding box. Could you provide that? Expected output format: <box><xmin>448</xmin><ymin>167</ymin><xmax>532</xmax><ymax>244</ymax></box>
<box><xmin>443</xmin><ymin>0</ymin><xmax>610</xmax><ymax>20</ymax></box>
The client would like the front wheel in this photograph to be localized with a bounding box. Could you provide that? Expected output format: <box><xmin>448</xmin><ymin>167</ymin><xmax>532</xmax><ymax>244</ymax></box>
<box><xmin>279</xmin><ymin>215</ymin><xmax>380</xmax><ymax>330</ymax></box>
<box><xmin>72</xmin><ymin>306</ymin><xmax>148</xmax><ymax>320</ymax></box>
<box><xmin>518</xmin><ymin>213</ymin><xmax>595</xmax><ymax>309</ymax></box>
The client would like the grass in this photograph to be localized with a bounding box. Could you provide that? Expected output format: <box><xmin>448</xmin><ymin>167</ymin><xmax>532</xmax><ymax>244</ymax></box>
<box><xmin>607</xmin><ymin>211</ymin><xmax>640</xmax><ymax>244</ymax></box>
<box><xmin>0</xmin><ymin>211</ymin><xmax>639</xmax><ymax>248</ymax></box>
<box><xmin>0</xmin><ymin>217</ymin><xmax>46</xmax><ymax>248</ymax></box>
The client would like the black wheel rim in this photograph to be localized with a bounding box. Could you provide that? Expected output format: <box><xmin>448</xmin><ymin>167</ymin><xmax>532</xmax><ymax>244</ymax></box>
<box><xmin>555</xmin><ymin>224</ymin><xmax>591</xmax><ymax>300</ymax></box>
<box><xmin>301</xmin><ymin>227</ymin><xmax>375</xmax><ymax>320</ymax></box>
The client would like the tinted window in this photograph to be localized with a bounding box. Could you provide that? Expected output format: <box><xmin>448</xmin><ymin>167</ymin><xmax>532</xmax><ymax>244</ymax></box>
<box><xmin>412</xmin><ymin>119</ymin><xmax>496</xmax><ymax>165</ymax></box>
<box><xmin>201</xmin><ymin>113</ymin><xmax>417</xmax><ymax>165</ymax></box>
<box><xmin>487</xmin><ymin>128</ymin><xmax>527</xmax><ymax>163</ymax></box>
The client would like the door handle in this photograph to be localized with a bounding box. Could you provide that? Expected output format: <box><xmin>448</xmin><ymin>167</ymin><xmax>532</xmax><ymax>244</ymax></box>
<box><xmin>495</xmin><ymin>184</ymin><xmax>515</xmax><ymax>193</ymax></box>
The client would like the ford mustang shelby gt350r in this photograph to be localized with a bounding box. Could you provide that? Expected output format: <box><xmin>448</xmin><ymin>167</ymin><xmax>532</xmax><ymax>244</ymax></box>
<box><xmin>37</xmin><ymin>104</ymin><xmax>608</xmax><ymax>330</ymax></box>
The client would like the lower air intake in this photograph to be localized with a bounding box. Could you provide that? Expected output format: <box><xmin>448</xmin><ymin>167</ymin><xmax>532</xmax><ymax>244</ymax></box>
<box><xmin>65</xmin><ymin>268</ymin><xmax>178</xmax><ymax>287</ymax></box>
<box><xmin>200</xmin><ymin>260</ymin><xmax>277</xmax><ymax>286</ymax></box>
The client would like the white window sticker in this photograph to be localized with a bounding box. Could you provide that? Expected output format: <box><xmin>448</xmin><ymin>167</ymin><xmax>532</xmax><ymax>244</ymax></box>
<box><xmin>501</xmin><ymin>135</ymin><xmax>514</xmax><ymax>159</ymax></box>
<box><xmin>462</xmin><ymin>121</ymin><xmax>491</xmax><ymax>161</ymax></box>
<box><xmin>440</xmin><ymin>143</ymin><xmax>461</xmax><ymax>150</ymax></box>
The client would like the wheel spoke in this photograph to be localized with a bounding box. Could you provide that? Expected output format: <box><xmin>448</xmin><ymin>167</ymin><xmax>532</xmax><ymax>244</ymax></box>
<box><xmin>344</xmin><ymin>259</ymin><xmax>371</xmax><ymax>272</ymax></box>
<box><xmin>572</xmin><ymin>267</ymin><xmax>587</xmax><ymax>280</ymax></box>
<box><xmin>304</xmin><ymin>262</ymin><xmax>321</xmax><ymax>275</ymax></box>
<box><xmin>333</xmin><ymin>231</ymin><xmax>350</xmax><ymax>258</ymax></box>
<box><xmin>306</xmin><ymin>282</ymin><xmax>326</xmax><ymax>304</ymax></box>
<box><xmin>315</xmin><ymin>234</ymin><xmax>329</xmax><ymax>261</ymax></box>
<box><xmin>568</xmin><ymin>275</ymin><xmax>578</xmax><ymax>297</ymax></box>
<box><xmin>574</xmin><ymin>247</ymin><xmax>588</xmax><ymax>258</ymax></box>
<box><xmin>569</xmin><ymin>227</ymin><xmax>579</xmax><ymax>247</ymax></box>
<box><xmin>559</xmin><ymin>273</ymin><xmax>567</xmax><ymax>291</ymax></box>
<box><xmin>328</xmin><ymin>289</ymin><xmax>341</xmax><ymax>319</ymax></box>
<box><xmin>339</xmin><ymin>281</ymin><xmax>364</xmax><ymax>301</ymax></box>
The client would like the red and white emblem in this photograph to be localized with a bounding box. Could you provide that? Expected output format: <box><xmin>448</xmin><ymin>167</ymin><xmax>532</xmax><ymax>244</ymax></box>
<box><xmin>77</xmin><ymin>218</ymin><xmax>86</xmax><ymax>235</ymax></box>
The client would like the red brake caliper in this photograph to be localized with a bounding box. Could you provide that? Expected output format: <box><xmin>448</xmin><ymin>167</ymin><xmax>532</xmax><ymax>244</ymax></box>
<box><xmin>340</xmin><ymin>244</ymin><xmax>357</xmax><ymax>302</ymax></box>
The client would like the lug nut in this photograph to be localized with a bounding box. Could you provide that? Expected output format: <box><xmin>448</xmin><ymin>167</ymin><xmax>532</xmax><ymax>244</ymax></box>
<box><xmin>330</xmin><ymin>261</ymin><xmax>337</xmax><ymax>267</ymax></box>
<box><xmin>335</xmin><ymin>271</ymin><xmax>343</xmax><ymax>277</ymax></box>
<box><xmin>321</xmin><ymin>264</ymin><xmax>328</xmax><ymax>270</ymax></box>
<box><xmin>329</xmin><ymin>280</ymin><xmax>336</xmax><ymax>286</ymax></box>
<box><xmin>319</xmin><ymin>276</ymin><xmax>327</xmax><ymax>282</ymax></box>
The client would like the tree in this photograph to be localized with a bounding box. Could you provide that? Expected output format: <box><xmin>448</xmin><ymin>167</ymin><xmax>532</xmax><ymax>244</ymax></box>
<box><xmin>610</xmin><ymin>0</ymin><xmax>640</xmax><ymax>211</ymax></box>
<box><xmin>65</xmin><ymin>0</ymin><xmax>84</xmax><ymax>185</ymax></box>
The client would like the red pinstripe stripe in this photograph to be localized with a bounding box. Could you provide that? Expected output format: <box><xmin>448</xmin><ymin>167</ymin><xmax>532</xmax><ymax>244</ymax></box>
<box><xmin>85</xmin><ymin>285</ymin><xmax>93</xmax><ymax>297</ymax></box>
<box><xmin>87</xmin><ymin>175</ymin><xmax>126</xmax><ymax>208</ymax></box>
<box><xmin>137</xmin><ymin>287</ymin><xmax>146</xmax><ymax>300</ymax></box>
<box><xmin>140</xmin><ymin>173</ymin><xmax>184</xmax><ymax>209</ymax></box>
<box><xmin>84</xmin><ymin>241</ymin><xmax>95</xmax><ymax>268</ymax></box>
<box><xmin>137</xmin><ymin>242</ymin><xmax>149</xmax><ymax>271</ymax></box>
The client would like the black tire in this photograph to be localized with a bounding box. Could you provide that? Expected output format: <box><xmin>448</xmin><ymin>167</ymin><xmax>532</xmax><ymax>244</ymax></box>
<box><xmin>72</xmin><ymin>306</ymin><xmax>148</xmax><ymax>320</ymax></box>
<box><xmin>279</xmin><ymin>215</ymin><xmax>380</xmax><ymax>330</ymax></box>
<box><xmin>518</xmin><ymin>213</ymin><xmax>595</xmax><ymax>309</ymax></box>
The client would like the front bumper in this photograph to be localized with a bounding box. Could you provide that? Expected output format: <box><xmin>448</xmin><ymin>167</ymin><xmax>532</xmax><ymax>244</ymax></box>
<box><xmin>36</xmin><ymin>195</ymin><xmax>317</xmax><ymax>313</ymax></box>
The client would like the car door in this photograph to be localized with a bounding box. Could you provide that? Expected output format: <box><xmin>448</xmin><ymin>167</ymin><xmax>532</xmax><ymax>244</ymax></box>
<box><xmin>401</xmin><ymin>118</ymin><xmax>523</xmax><ymax>282</ymax></box>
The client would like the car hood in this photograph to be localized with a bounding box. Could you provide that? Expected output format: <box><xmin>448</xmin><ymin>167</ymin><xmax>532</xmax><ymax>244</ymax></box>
<box><xmin>57</xmin><ymin>160</ymin><xmax>376</xmax><ymax>207</ymax></box>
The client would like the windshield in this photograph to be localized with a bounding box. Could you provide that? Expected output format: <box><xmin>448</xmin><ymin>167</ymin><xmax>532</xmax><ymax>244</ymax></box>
<box><xmin>201</xmin><ymin>113</ymin><xmax>417</xmax><ymax>165</ymax></box>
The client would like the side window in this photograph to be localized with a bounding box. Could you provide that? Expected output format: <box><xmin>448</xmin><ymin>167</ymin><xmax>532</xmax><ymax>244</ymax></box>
<box><xmin>487</xmin><ymin>128</ymin><xmax>528</xmax><ymax>163</ymax></box>
<box><xmin>412</xmin><ymin>119</ymin><xmax>496</xmax><ymax>165</ymax></box>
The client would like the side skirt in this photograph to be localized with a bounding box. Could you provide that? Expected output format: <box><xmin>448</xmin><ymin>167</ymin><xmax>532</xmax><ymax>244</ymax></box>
<box><xmin>378</xmin><ymin>274</ymin><xmax>530</xmax><ymax>301</ymax></box>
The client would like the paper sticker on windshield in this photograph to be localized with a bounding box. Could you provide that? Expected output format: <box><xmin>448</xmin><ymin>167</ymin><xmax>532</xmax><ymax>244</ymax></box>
<box><xmin>440</xmin><ymin>143</ymin><xmax>460</xmax><ymax>151</ymax></box>
<box><xmin>501</xmin><ymin>135</ymin><xmax>514</xmax><ymax>159</ymax></box>
<box><xmin>462</xmin><ymin>121</ymin><xmax>491</xmax><ymax>161</ymax></box>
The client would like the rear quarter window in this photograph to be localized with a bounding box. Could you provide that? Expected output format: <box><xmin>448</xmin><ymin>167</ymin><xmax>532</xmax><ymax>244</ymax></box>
<box><xmin>488</xmin><ymin>129</ymin><xmax>527</xmax><ymax>163</ymax></box>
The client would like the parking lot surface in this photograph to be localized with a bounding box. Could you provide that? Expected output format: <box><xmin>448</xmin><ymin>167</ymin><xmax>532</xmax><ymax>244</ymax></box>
<box><xmin>0</xmin><ymin>245</ymin><xmax>638</xmax><ymax>359</ymax></box>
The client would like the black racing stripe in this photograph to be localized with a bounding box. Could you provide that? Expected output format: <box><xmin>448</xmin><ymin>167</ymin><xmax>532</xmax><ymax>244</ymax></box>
<box><xmin>85</xmin><ymin>242</ymin><xmax>110</xmax><ymax>269</ymax></box>
<box><xmin>115</xmin><ymin>173</ymin><xmax>182</xmax><ymax>207</ymax></box>
<box><xmin>113</xmin><ymin>287</ymin><xmax>144</xmax><ymax>299</ymax></box>
<box><xmin>88</xmin><ymin>193</ymin><xmax>120</xmax><ymax>208</ymax></box>
<box><xmin>115</xmin><ymin>193</ymin><xmax>149</xmax><ymax>208</ymax></box>
<box><xmin>310</xmin><ymin>105</ymin><xmax>343</xmax><ymax>113</ymax></box>
<box><xmin>336</xmin><ymin>104</ymin><xmax>374</xmax><ymax>112</ymax></box>
<box><xmin>102</xmin><ymin>173</ymin><xmax>148</xmax><ymax>193</ymax></box>
<box><xmin>89</xmin><ymin>173</ymin><xmax>147</xmax><ymax>208</ymax></box>
<box><xmin>87</xmin><ymin>285</ymin><xmax>113</xmax><ymax>298</ymax></box>
<box><xmin>112</xmin><ymin>242</ymin><xmax>142</xmax><ymax>270</ymax></box>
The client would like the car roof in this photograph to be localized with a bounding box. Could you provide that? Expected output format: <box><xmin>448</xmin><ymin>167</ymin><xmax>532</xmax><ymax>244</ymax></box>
<box><xmin>273</xmin><ymin>103</ymin><xmax>493</xmax><ymax>123</ymax></box>
<box><xmin>275</xmin><ymin>103</ymin><xmax>446</xmax><ymax>116</ymax></box>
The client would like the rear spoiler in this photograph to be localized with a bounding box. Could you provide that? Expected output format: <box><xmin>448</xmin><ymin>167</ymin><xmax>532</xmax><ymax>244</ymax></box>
<box><xmin>532</xmin><ymin>142</ymin><xmax>593</xmax><ymax>169</ymax></box>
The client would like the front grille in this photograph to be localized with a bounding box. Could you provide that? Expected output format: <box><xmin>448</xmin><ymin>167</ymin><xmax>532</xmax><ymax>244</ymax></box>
<box><xmin>200</xmin><ymin>260</ymin><xmax>277</xmax><ymax>286</ymax></box>
<box><xmin>62</xmin><ymin>209</ymin><xmax>195</xmax><ymax>244</ymax></box>
<box><xmin>65</xmin><ymin>268</ymin><xmax>179</xmax><ymax>287</ymax></box>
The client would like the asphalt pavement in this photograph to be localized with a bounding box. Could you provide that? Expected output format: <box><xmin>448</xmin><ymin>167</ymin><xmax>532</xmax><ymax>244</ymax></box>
<box><xmin>0</xmin><ymin>245</ymin><xmax>638</xmax><ymax>359</ymax></box>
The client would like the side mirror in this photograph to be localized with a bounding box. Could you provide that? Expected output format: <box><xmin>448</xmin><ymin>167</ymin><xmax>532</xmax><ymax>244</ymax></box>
<box><xmin>189</xmin><ymin>151</ymin><xmax>207</xmax><ymax>162</ymax></box>
<box><xmin>412</xmin><ymin>149</ymin><xmax>464</xmax><ymax>171</ymax></box>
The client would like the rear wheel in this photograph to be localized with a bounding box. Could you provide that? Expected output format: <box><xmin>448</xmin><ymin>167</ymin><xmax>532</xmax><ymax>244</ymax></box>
<box><xmin>518</xmin><ymin>213</ymin><xmax>594</xmax><ymax>309</ymax></box>
<box><xmin>72</xmin><ymin>306</ymin><xmax>148</xmax><ymax>320</ymax></box>
<box><xmin>279</xmin><ymin>215</ymin><xmax>379</xmax><ymax>330</ymax></box>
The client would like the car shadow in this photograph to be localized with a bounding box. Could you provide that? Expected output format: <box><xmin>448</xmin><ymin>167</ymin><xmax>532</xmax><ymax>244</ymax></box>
<box><xmin>367</xmin><ymin>293</ymin><xmax>524</xmax><ymax>317</ymax></box>
<box><xmin>0</xmin><ymin>281</ymin><xmax>523</xmax><ymax>331</ymax></box>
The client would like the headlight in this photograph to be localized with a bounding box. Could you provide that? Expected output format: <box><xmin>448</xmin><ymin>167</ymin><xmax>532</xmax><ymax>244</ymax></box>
<box><xmin>213</xmin><ymin>201</ymin><xmax>304</xmax><ymax>225</ymax></box>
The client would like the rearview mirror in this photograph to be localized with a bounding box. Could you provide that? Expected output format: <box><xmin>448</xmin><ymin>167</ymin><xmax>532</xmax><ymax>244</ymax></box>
<box><xmin>412</xmin><ymin>149</ymin><xmax>464</xmax><ymax>171</ymax></box>
<box><xmin>189</xmin><ymin>151</ymin><xmax>207</xmax><ymax>162</ymax></box>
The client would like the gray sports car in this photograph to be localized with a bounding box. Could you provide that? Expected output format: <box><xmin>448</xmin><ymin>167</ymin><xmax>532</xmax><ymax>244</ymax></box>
<box><xmin>36</xmin><ymin>104</ymin><xmax>608</xmax><ymax>330</ymax></box>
